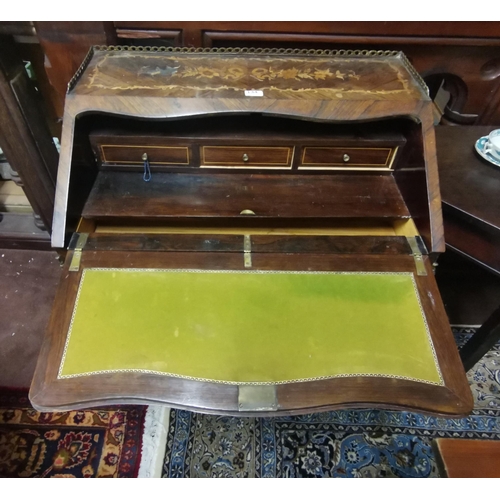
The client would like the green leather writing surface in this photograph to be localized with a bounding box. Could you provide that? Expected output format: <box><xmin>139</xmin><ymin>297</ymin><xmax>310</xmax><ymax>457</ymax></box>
<box><xmin>59</xmin><ymin>269</ymin><xmax>442</xmax><ymax>385</ymax></box>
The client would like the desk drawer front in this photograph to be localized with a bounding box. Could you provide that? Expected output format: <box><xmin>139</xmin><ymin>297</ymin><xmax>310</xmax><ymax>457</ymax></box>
<box><xmin>100</xmin><ymin>145</ymin><xmax>191</xmax><ymax>166</ymax></box>
<box><xmin>201</xmin><ymin>146</ymin><xmax>293</xmax><ymax>168</ymax></box>
<box><xmin>300</xmin><ymin>147</ymin><xmax>395</xmax><ymax>169</ymax></box>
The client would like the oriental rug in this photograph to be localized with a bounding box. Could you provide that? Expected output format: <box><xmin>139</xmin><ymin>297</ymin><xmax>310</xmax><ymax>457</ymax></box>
<box><xmin>0</xmin><ymin>390</ymin><xmax>147</xmax><ymax>477</ymax></box>
<box><xmin>162</xmin><ymin>328</ymin><xmax>500</xmax><ymax>478</ymax></box>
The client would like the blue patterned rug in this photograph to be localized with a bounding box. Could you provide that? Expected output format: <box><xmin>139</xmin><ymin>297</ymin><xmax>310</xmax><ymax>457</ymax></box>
<box><xmin>162</xmin><ymin>328</ymin><xmax>500</xmax><ymax>477</ymax></box>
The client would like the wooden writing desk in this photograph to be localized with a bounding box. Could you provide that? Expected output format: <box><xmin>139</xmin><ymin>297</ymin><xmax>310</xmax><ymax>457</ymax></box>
<box><xmin>29</xmin><ymin>47</ymin><xmax>472</xmax><ymax>416</ymax></box>
<box><xmin>436</xmin><ymin>126</ymin><xmax>500</xmax><ymax>371</ymax></box>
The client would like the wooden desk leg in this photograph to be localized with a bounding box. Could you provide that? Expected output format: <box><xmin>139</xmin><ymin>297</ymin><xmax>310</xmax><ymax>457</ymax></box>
<box><xmin>460</xmin><ymin>303</ymin><xmax>500</xmax><ymax>371</ymax></box>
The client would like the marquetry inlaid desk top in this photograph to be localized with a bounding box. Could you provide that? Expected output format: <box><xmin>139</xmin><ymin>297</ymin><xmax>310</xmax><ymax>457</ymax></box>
<box><xmin>70</xmin><ymin>47</ymin><xmax>429</xmax><ymax>101</ymax></box>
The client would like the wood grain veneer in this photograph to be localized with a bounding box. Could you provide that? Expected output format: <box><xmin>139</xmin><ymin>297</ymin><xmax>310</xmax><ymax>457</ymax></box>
<box><xmin>433</xmin><ymin>439</ymin><xmax>500</xmax><ymax>478</ymax></box>
<box><xmin>82</xmin><ymin>171</ymin><xmax>411</xmax><ymax>222</ymax></box>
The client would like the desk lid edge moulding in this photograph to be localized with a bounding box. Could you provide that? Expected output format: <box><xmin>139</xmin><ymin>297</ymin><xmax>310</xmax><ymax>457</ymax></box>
<box><xmin>31</xmin><ymin>47</ymin><xmax>470</xmax><ymax>416</ymax></box>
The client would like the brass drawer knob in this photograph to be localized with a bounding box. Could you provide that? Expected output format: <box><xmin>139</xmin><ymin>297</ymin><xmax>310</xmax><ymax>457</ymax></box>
<box><xmin>242</xmin><ymin>153</ymin><xmax>249</xmax><ymax>162</ymax></box>
<box><xmin>343</xmin><ymin>154</ymin><xmax>350</xmax><ymax>163</ymax></box>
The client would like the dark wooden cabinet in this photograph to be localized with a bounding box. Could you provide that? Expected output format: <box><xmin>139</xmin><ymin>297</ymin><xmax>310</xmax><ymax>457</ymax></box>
<box><xmin>29</xmin><ymin>47</ymin><xmax>472</xmax><ymax>417</ymax></box>
<box><xmin>0</xmin><ymin>35</ymin><xmax>58</xmax><ymax>247</ymax></box>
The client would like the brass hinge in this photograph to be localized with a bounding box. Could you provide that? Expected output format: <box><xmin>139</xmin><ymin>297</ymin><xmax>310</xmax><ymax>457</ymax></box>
<box><xmin>406</xmin><ymin>236</ymin><xmax>427</xmax><ymax>276</ymax></box>
<box><xmin>243</xmin><ymin>234</ymin><xmax>252</xmax><ymax>268</ymax></box>
<box><xmin>238</xmin><ymin>385</ymin><xmax>277</xmax><ymax>412</ymax></box>
<box><xmin>69</xmin><ymin>233</ymin><xmax>89</xmax><ymax>272</ymax></box>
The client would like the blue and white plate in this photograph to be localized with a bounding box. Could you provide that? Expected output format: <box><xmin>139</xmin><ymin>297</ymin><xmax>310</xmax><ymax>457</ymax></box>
<box><xmin>475</xmin><ymin>135</ymin><xmax>500</xmax><ymax>167</ymax></box>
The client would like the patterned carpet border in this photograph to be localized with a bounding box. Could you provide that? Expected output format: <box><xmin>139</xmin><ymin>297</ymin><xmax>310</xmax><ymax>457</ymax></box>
<box><xmin>163</xmin><ymin>329</ymin><xmax>500</xmax><ymax>478</ymax></box>
<box><xmin>0</xmin><ymin>389</ymin><xmax>147</xmax><ymax>478</ymax></box>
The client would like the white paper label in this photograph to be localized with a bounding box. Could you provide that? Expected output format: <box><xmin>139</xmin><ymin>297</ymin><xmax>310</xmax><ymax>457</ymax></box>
<box><xmin>245</xmin><ymin>90</ymin><xmax>264</xmax><ymax>97</ymax></box>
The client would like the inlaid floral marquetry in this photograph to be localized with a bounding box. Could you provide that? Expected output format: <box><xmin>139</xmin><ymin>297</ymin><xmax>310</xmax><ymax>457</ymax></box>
<box><xmin>74</xmin><ymin>51</ymin><xmax>426</xmax><ymax>100</ymax></box>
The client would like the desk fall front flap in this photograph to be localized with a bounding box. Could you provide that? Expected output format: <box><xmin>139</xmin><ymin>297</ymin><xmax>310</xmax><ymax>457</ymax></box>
<box><xmin>30</xmin><ymin>47</ymin><xmax>472</xmax><ymax>416</ymax></box>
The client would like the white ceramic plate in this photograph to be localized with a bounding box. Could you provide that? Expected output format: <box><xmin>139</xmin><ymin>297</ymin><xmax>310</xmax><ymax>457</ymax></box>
<box><xmin>475</xmin><ymin>136</ymin><xmax>500</xmax><ymax>167</ymax></box>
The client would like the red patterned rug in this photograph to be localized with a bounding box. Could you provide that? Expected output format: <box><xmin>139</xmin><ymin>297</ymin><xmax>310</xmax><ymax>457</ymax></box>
<box><xmin>0</xmin><ymin>388</ymin><xmax>147</xmax><ymax>477</ymax></box>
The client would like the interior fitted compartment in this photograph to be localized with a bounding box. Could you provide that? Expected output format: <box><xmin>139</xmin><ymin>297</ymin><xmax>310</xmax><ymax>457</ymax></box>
<box><xmin>70</xmin><ymin>114</ymin><xmax>426</xmax><ymax>238</ymax></box>
<box><xmin>88</xmin><ymin>115</ymin><xmax>406</xmax><ymax>172</ymax></box>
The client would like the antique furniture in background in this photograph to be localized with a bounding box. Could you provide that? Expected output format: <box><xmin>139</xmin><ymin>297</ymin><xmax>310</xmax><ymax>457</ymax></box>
<box><xmin>0</xmin><ymin>35</ymin><xmax>58</xmax><ymax>249</ymax></box>
<box><xmin>29</xmin><ymin>47</ymin><xmax>472</xmax><ymax>417</ymax></box>
<box><xmin>436</xmin><ymin>126</ymin><xmax>500</xmax><ymax>371</ymax></box>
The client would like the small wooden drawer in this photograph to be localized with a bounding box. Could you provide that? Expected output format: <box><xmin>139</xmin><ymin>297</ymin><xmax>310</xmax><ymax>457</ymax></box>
<box><xmin>201</xmin><ymin>146</ymin><xmax>293</xmax><ymax>168</ymax></box>
<box><xmin>100</xmin><ymin>145</ymin><xmax>191</xmax><ymax>166</ymax></box>
<box><xmin>300</xmin><ymin>147</ymin><xmax>396</xmax><ymax>170</ymax></box>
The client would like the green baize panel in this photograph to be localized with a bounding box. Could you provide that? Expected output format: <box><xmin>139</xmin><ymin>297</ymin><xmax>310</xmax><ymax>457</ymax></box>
<box><xmin>59</xmin><ymin>269</ymin><xmax>442</xmax><ymax>385</ymax></box>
